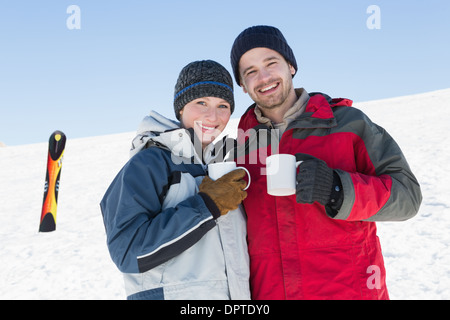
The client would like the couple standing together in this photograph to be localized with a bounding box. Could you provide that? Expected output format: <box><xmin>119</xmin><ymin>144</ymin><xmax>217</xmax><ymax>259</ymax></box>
<box><xmin>101</xmin><ymin>26</ymin><xmax>422</xmax><ymax>300</ymax></box>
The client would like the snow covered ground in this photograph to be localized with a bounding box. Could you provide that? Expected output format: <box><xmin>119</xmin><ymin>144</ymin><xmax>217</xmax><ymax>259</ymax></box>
<box><xmin>1</xmin><ymin>88</ymin><xmax>449</xmax><ymax>300</ymax></box>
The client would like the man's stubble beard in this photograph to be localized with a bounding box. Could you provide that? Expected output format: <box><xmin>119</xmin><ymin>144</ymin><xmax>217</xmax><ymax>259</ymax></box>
<box><xmin>251</xmin><ymin>78</ymin><xmax>294</xmax><ymax>111</ymax></box>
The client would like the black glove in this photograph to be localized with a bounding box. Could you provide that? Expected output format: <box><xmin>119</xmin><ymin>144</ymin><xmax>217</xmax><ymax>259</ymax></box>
<box><xmin>295</xmin><ymin>154</ymin><xmax>343</xmax><ymax>215</ymax></box>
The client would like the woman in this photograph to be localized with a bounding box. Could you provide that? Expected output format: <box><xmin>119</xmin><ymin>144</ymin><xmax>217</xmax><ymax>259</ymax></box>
<box><xmin>100</xmin><ymin>60</ymin><xmax>250</xmax><ymax>300</ymax></box>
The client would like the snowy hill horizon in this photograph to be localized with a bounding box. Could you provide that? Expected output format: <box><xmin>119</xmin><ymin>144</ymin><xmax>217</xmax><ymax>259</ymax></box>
<box><xmin>1</xmin><ymin>88</ymin><xmax>449</xmax><ymax>299</ymax></box>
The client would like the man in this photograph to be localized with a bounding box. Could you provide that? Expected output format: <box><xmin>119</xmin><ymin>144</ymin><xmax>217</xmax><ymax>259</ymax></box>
<box><xmin>230</xmin><ymin>25</ymin><xmax>422</xmax><ymax>300</ymax></box>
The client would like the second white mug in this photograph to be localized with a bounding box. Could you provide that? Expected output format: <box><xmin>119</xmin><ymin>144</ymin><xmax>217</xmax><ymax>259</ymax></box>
<box><xmin>266</xmin><ymin>154</ymin><xmax>302</xmax><ymax>196</ymax></box>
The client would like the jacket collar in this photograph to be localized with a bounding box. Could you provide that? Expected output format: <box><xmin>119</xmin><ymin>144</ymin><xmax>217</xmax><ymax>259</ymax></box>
<box><xmin>155</xmin><ymin>128</ymin><xmax>233</xmax><ymax>164</ymax></box>
<box><xmin>130</xmin><ymin>110</ymin><xmax>233</xmax><ymax>164</ymax></box>
<box><xmin>238</xmin><ymin>91</ymin><xmax>353</xmax><ymax>132</ymax></box>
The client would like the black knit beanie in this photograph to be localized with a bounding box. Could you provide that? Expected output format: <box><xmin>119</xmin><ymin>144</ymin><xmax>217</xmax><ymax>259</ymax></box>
<box><xmin>230</xmin><ymin>25</ymin><xmax>298</xmax><ymax>84</ymax></box>
<box><xmin>174</xmin><ymin>60</ymin><xmax>234</xmax><ymax>120</ymax></box>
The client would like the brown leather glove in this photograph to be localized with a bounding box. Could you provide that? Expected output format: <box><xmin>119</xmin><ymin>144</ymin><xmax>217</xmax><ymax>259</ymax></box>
<box><xmin>199</xmin><ymin>169</ymin><xmax>248</xmax><ymax>216</ymax></box>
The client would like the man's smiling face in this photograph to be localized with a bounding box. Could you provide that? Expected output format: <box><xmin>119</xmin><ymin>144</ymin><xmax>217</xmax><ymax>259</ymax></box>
<box><xmin>239</xmin><ymin>47</ymin><xmax>296</xmax><ymax>111</ymax></box>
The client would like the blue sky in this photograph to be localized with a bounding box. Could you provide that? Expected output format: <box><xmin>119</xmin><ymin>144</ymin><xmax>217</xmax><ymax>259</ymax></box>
<box><xmin>1</xmin><ymin>0</ymin><xmax>449</xmax><ymax>146</ymax></box>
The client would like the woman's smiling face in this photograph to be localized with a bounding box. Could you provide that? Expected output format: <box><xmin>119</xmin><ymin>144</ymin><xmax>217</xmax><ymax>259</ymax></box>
<box><xmin>179</xmin><ymin>96</ymin><xmax>231</xmax><ymax>149</ymax></box>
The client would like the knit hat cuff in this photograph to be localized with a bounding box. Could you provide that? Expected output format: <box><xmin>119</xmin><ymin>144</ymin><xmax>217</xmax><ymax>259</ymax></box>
<box><xmin>174</xmin><ymin>82</ymin><xmax>234</xmax><ymax>120</ymax></box>
<box><xmin>174</xmin><ymin>81</ymin><xmax>233</xmax><ymax>101</ymax></box>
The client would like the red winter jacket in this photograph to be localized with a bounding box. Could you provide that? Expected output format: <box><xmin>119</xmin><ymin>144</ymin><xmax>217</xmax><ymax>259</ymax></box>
<box><xmin>236</xmin><ymin>92</ymin><xmax>422</xmax><ymax>300</ymax></box>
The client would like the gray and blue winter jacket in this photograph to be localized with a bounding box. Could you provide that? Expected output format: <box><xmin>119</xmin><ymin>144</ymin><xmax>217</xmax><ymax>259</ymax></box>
<box><xmin>100</xmin><ymin>111</ymin><xmax>250</xmax><ymax>300</ymax></box>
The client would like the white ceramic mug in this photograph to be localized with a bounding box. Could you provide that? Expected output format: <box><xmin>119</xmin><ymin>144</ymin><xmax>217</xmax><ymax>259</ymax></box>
<box><xmin>266</xmin><ymin>154</ymin><xmax>302</xmax><ymax>196</ymax></box>
<box><xmin>208</xmin><ymin>161</ymin><xmax>251</xmax><ymax>190</ymax></box>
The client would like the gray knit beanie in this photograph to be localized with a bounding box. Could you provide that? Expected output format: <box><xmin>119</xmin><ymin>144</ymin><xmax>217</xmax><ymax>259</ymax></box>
<box><xmin>174</xmin><ymin>60</ymin><xmax>234</xmax><ymax>120</ymax></box>
<box><xmin>230</xmin><ymin>25</ymin><xmax>298</xmax><ymax>84</ymax></box>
